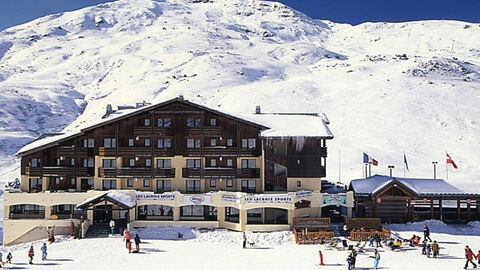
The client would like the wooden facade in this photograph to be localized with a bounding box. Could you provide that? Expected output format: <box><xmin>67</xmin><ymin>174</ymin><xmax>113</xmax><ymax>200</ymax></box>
<box><xmin>19</xmin><ymin>98</ymin><xmax>330</xmax><ymax>194</ymax></box>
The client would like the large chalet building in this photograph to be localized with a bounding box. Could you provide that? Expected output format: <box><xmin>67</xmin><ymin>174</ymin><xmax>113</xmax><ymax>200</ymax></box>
<box><xmin>4</xmin><ymin>97</ymin><xmax>354</xmax><ymax>245</ymax></box>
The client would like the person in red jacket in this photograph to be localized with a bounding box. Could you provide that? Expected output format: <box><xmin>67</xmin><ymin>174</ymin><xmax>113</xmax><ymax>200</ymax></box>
<box><xmin>318</xmin><ymin>250</ymin><xmax>324</xmax><ymax>266</ymax></box>
<box><xmin>28</xmin><ymin>246</ymin><xmax>34</xmax><ymax>264</ymax></box>
<box><xmin>464</xmin><ymin>246</ymin><xmax>477</xmax><ymax>269</ymax></box>
<box><xmin>124</xmin><ymin>230</ymin><xmax>131</xmax><ymax>249</ymax></box>
<box><xmin>477</xmin><ymin>250</ymin><xmax>480</xmax><ymax>265</ymax></box>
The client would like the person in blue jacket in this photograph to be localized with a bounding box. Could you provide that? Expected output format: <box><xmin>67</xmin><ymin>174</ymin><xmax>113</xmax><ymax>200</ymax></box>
<box><xmin>41</xmin><ymin>243</ymin><xmax>47</xmax><ymax>261</ymax></box>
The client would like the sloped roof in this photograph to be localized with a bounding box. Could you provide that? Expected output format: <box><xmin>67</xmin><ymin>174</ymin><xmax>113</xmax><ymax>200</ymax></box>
<box><xmin>350</xmin><ymin>174</ymin><xmax>480</xmax><ymax>198</ymax></box>
<box><xmin>76</xmin><ymin>190</ymin><xmax>137</xmax><ymax>209</ymax></box>
<box><xmin>16</xmin><ymin>97</ymin><xmax>333</xmax><ymax>156</ymax></box>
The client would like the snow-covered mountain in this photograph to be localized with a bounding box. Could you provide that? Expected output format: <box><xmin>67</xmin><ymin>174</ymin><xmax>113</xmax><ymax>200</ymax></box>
<box><xmin>0</xmin><ymin>0</ymin><xmax>479</xmax><ymax>190</ymax></box>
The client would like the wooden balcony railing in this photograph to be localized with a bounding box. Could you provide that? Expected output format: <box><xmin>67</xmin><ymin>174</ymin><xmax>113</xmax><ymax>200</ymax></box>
<box><xmin>98</xmin><ymin>167</ymin><xmax>175</xmax><ymax>178</ymax></box>
<box><xmin>182</xmin><ymin>168</ymin><xmax>260</xmax><ymax>178</ymax></box>
<box><xmin>99</xmin><ymin>147</ymin><xmax>152</xmax><ymax>156</ymax></box>
<box><xmin>203</xmin><ymin>146</ymin><xmax>238</xmax><ymax>156</ymax></box>
<box><xmin>25</xmin><ymin>167</ymin><xmax>93</xmax><ymax>177</ymax></box>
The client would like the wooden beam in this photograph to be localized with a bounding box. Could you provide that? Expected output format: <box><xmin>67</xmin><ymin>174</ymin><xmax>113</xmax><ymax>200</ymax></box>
<box><xmin>439</xmin><ymin>199</ymin><xmax>443</xmax><ymax>221</ymax></box>
<box><xmin>467</xmin><ymin>200</ymin><xmax>471</xmax><ymax>222</ymax></box>
<box><xmin>430</xmin><ymin>200</ymin><xmax>434</xmax><ymax>220</ymax></box>
<box><xmin>457</xmin><ymin>199</ymin><xmax>461</xmax><ymax>221</ymax></box>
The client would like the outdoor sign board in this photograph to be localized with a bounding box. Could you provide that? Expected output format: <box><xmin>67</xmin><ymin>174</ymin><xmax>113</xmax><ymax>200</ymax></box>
<box><xmin>295</xmin><ymin>190</ymin><xmax>312</xmax><ymax>198</ymax></box>
<box><xmin>136</xmin><ymin>192</ymin><xmax>176</xmax><ymax>201</ymax></box>
<box><xmin>222</xmin><ymin>194</ymin><xmax>240</xmax><ymax>203</ymax></box>
<box><xmin>322</xmin><ymin>193</ymin><xmax>347</xmax><ymax>206</ymax></box>
<box><xmin>183</xmin><ymin>195</ymin><xmax>212</xmax><ymax>205</ymax></box>
<box><xmin>244</xmin><ymin>194</ymin><xmax>292</xmax><ymax>204</ymax></box>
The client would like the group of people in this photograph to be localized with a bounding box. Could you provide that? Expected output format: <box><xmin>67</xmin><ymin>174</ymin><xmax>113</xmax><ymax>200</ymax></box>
<box><xmin>123</xmin><ymin>229</ymin><xmax>142</xmax><ymax>253</ymax></box>
<box><xmin>464</xmin><ymin>245</ymin><xmax>480</xmax><ymax>269</ymax></box>
<box><xmin>368</xmin><ymin>232</ymin><xmax>383</xmax><ymax>248</ymax></box>
<box><xmin>0</xmin><ymin>251</ymin><xmax>13</xmax><ymax>267</ymax></box>
<box><xmin>26</xmin><ymin>243</ymin><xmax>47</xmax><ymax>265</ymax></box>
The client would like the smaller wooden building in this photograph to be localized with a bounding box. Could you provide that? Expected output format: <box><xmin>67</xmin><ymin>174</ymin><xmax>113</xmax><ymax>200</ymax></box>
<box><xmin>350</xmin><ymin>175</ymin><xmax>480</xmax><ymax>223</ymax></box>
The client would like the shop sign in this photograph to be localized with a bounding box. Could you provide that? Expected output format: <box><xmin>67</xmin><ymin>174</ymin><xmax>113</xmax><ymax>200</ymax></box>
<box><xmin>183</xmin><ymin>195</ymin><xmax>211</xmax><ymax>205</ymax></box>
<box><xmin>222</xmin><ymin>194</ymin><xmax>240</xmax><ymax>203</ymax></box>
<box><xmin>376</xmin><ymin>198</ymin><xmax>382</xmax><ymax>203</ymax></box>
<box><xmin>295</xmin><ymin>190</ymin><xmax>312</xmax><ymax>198</ymax></box>
<box><xmin>322</xmin><ymin>193</ymin><xmax>347</xmax><ymax>206</ymax></box>
<box><xmin>244</xmin><ymin>195</ymin><xmax>292</xmax><ymax>204</ymax></box>
<box><xmin>136</xmin><ymin>192</ymin><xmax>175</xmax><ymax>201</ymax></box>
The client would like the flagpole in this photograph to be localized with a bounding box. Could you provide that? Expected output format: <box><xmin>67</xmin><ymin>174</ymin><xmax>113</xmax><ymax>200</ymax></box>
<box><xmin>403</xmin><ymin>152</ymin><xmax>406</xmax><ymax>178</ymax></box>
<box><xmin>446</xmin><ymin>152</ymin><xmax>448</xmax><ymax>180</ymax></box>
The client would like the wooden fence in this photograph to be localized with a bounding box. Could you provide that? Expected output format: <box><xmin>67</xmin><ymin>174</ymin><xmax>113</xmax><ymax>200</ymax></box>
<box><xmin>293</xmin><ymin>217</ymin><xmax>331</xmax><ymax>229</ymax></box>
<box><xmin>349</xmin><ymin>227</ymin><xmax>391</xmax><ymax>241</ymax></box>
<box><xmin>344</xmin><ymin>217</ymin><xmax>382</xmax><ymax>230</ymax></box>
<box><xmin>293</xmin><ymin>228</ymin><xmax>334</xmax><ymax>244</ymax></box>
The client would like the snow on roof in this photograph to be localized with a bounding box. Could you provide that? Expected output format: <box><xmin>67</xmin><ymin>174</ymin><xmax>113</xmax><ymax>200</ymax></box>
<box><xmin>77</xmin><ymin>190</ymin><xmax>137</xmax><ymax>209</ymax></box>
<box><xmin>350</xmin><ymin>174</ymin><xmax>478</xmax><ymax>197</ymax></box>
<box><xmin>16</xmin><ymin>98</ymin><xmax>333</xmax><ymax>155</ymax></box>
<box><xmin>235</xmin><ymin>113</ymin><xmax>333</xmax><ymax>138</ymax></box>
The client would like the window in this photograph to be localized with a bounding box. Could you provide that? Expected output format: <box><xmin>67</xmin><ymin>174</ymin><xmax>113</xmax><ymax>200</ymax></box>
<box><xmin>186</xmin><ymin>118</ymin><xmax>201</xmax><ymax>127</ymax></box>
<box><xmin>146</xmin><ymin>159</ymin><xmax>152</xmax><ymax>167</ymax></box>
<box><xmin>186</xmin><ymin>159</ymin><xmax>201</xmax><ymax>168</ymax></box>
<box><xmin>81</xmin><ymin>178</ymin><xmax>94</xmax><ymax>191</ymax></box>
<box><xmin>210</xmin><ymin>118</ymin><xmax>217</xmax><ymax>126</ymax></box>
<box><xmin>241</xmin><ymin>159</ymin><xmax>256</xmax><ymax>168</ymax></box>
<box><xmin>138</xmin><ymin>205</ymin><xmax>173</xmax><ymax>219</ymax></box>
<box><xmin>157</xmin><ymin>118</ymin><xmax>171</xmax><ymax>127</ymax></box>
<box><xmin>104</xmin><ymin>138</ymin><xmax>116</xmax><ymax>148</ymax></box>
<box><xmin>187</xmin><ymin>138</ymin><xmax>201</xmax><ymax>149</ymax></box>
<box><xmin>210</xmin><ymin>159</ymin><xmax>216</xmax><ymax>167</ymax></box>
<box><xmin>102</xmin><ymin>159</ymin><xmax>116</xmax><ymax>168</ymax></box>
<box><xmin>157</xmin><ymin>159</ymin><xmax>171</xmax><ymax>168</ymax></box>
<box><xmin>210</xmin><ymin>138</ymin><xmax>216</xmax><ymax>146</ymax></box>
<box><xmin>83</xmin><ymin>158</ymin><xmax>94</xmax><ymax>168</ymax></box>
<box><xmin>226</xmin><ymin>139</ymin><xmax>233</xmax><ymax>147</ymax></box>
<box><xmin>241</xmin><ymin>138</ymin><xmax>256</xmax><ymax>149</ymax></box>
<box><xmin>83</xmin><ymin>139</ymin><xmax>94</xmax><ymax>148</ymax></box>
<box><xmin>30</xmin><ymin>158</ymin><xmax>41</xmax><ymax>167</ymax></box>
<box><xmin>56</xmin><ymin>158</ymin><xmax>61</xmax><ymax>166</ymax></box>
<box><xmin>227</xmin><ymin>159</ymin><xmax>233</xmax><ymax>167</ymax></box>
<box><xmin>127</xmin><ymin>179</ymin><xmax>134</xmax><ymax>187</ymax></box>
<box><xmin>157</xmin><ymin>138</ymin><xmax>172</xmax><ymax>148</ymax></box>
<box><xmin>29</xmin><ymin>178</ymin><xmax>42</xmax><ymax>192</ymax></box>
<box><xmin>181</xmin><ymin>205</ymin><xmax>204</xmax><ymax>216</ymax></box>
<box><xmin>144</xmin><ymin>118</ymin><xmax>151</xmax><ymax>126</ymax></box>
<box><xmin>241</xmin><ymin>180</ymin><xmax>256</xmax><ymax>192</ymax></box>
<box><xmin>145</xmin><ymin>138</ymin><xmax>151</xmax><ymax>147</ymax></box>
<box><xmin>225</xmin><ymin>207</ymin><xmax>239</xmax><ymax>223</ymax></box>
<box><xmin>186</xmin><ymin>180</ymin><xmax>201</xmax><ymax>192</ymax></box>
<box><xmin>210</xmin><ymin>179</ymin><xmax>216</xmax><ymax>187</ymax></box>
<box><xmin>128</xmin><ymin>139</ymin><xmax>134</xmax><ymax>147</ymax></box>
<box><xmin>226</xmin><ymin>179</ymin><xmax>233</xmax><ymax>187</ymax></box>
<box><xmin>297</xmin><ymin>181</ymin><xmax>302</xmax><ymax>187</ymax></box>
<box><xmin>102</xmin><ymin>180</ymin><xmax>116</xmax><ymax>190</ymax></box>
<box><xmin>70</xmin><ymin>158</ymin><xmax>75</xmax><ymax>166</ymax></box>
<box><xmin>70</xmin><ymin>177</ymin><xmax>76</xmax><ymax>188</ymax></box>
<box><xmin>157</xmin><ymin>180</ymin><xmax>171</xmax><ymax>192</ymax></box>
<box><xmin>143</xmin><ymin>179</ymin><xmax>150</xmax><ymax>187</ymax></box>
<box><xmin>129</xmin><ymin>159</ymin><xmax>135</xmax><ymax>167</ymax></box>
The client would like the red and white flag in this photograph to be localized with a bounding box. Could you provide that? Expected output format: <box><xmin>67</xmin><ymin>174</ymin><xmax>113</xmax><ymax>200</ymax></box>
<box><xmin>446</xmin><ymin>153</ymin><xmax>458</xmax><ymax>169</ymax></box>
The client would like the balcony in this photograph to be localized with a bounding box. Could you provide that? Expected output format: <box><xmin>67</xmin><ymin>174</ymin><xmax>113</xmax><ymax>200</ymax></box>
<box><xmin>203</xmin><ymin>146</ymin><xmax>238</xmax><ymax>156</ymax></box>
<box><xmin>25</xmin><ymin>167</ymin><xmax>42</xmax><ymax>176</ymax></box>
<box><xmin>57</xmin><ymin>146</ymin><xmax>75</xmax><ymax>156</ymax></box>
<box><xmin>184</xmin><ymin>148</ymin><xmax>201</xmax><ymax>157</ymax></box>
<box><xmin>99</xmin><ymin>147</ymin><xmax>152</xmax><ymax>156</ymax></box>
<box><xmin>98</xmin><ymin>167</ymin><xmax>175</xmax><ymax>178</ymax></box>
<box><xmin>182</xmin><ymin>168</ymin><xmax>260</xmax><ymax>178</ymax></box>
<box><xmin>42</xmin><ymin>167</ymin><xmax>76</xmax><ymax>176</ymax></box>
<box><xmin>203</xmin><ymin>126</ymin><xmax>222</xmax><ymax>136</ymax></box>
<box><xmin>25</xmin><ymin>167</ymin><xmax>93</xmax><ymax>177</ymax></box>
<box><xmin>240</xmin><ymin>148</ymin><xmax>260</xmax><ymax>157</ymax></box>
<box><xmin>153</xmin><ymin>148</ymin><xmax>174</xmax><ymax>157</ymax></box>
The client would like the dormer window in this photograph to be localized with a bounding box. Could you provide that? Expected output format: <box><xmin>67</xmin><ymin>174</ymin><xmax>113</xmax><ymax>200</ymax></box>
<box><xmin>144</xmin><ymin>118</ymin><xmax>151</xmax><ymax>126</ymax></box>
<box><xmin>210</xmin><ymin>118</ymin><xmax>217</xmax><ymax>126</ymax></box>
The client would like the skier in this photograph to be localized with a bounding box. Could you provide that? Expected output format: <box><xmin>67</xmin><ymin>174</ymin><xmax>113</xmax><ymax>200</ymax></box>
<box><xmin>477</xmin><ymin>250</ymin><xmax>480</xmax><ymax>265</ymax></box>
<box><xmin>6</xmin><ymin>252</ymin><xmax>12</xmax><ymax>264</ymax></box>
<box><xmin>178</xmin><ymin>232</ymin><xmax>183</xmax><ymax>240</ymax></box>
<box><xmin>28</xmin><ymin>246</ymin><xmax>34</xmax><ymax>264</ymax></box>
<box><xmin>346</xmin><ymin>254</ymin><xmax>353</xmax><ymax>270</ymax></box>
<box><xmin>242</xmin><ymin>232</ymin><xmax>247</xmax><ymax>249</ymax></box>
<box><xmin>134</xmin><ymin>234</ymin><xmax>141</xmax><ymax>252</ymax></box>
<box><xmin>423</xmin><ymin>224</ymin><xmax>432</xmax><ymax>242</ymax></box>
<box><xmin>127</xmin><ymin>240</ymin><xmax>132</xmax><ymax>254</ymax></box>
<box><xmin>124</xmin><ymin>229</ymin><xmax>131</xmax><ymax>249</ymax></box>
<box><xmin>109</xmin><ymin>219</ymin><xmax>116</xmax><ymax>235</ymax></box>
<box><xmin>373</xmin><ymin>232</ymin><xmax>382</xmax><ymax>248</ymax></box>
<box><xmin>318</xmin><ymin>250</ymin><xmax>325</xmax><ymax>266</ymax></box>
<box><xmin>464</xmin><ymin>246</ymin><xmax>477</xmax><ymax>269</ymax></box>
<box><xmin>372</xmin><ymin>249</ymin><xmax>381</xmax><ymax>270</ymax></box>
<box><xmin>368</xmin><ymin>236</ymin><xmax>374</xmax><ymax>247</ymax></box>
<box><xmin>432</xmin><ymin>241</ymin><xmax>439</xmax><ymax>258</ymax></box>
<box><xmin>426</xmin><ymin>243</ymin><xmax>432</xmax><ymax>258</ymax></box>
<box><xmin>41</xmin><ymin>243</ymin><xmax>47</xmax><ymax>261</ymax></box>
<box><xmin>350</xmin><ymin>249</ymin><xmax>357</xmax><ymax>268</ymax></box>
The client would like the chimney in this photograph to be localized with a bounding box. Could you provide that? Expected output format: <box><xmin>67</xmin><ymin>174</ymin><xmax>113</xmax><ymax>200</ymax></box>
<box><xmin>135</xmin><ymin>101</ymin><xmax>151</xmax><ymax>108</ymax></box>
<box><xmin>255</xmin><ymin>105</ymin><xmax>261</xmax><ymax>114</ymax></box>
<box><xmin>106</xmin><ymin>104</ymin><xmax>113</xmax><ymax>115</ymax></box>
<box><xmin>178</xmin><ymin>94</ymin><xmax>184</xmax><ymax>100</ymax></box>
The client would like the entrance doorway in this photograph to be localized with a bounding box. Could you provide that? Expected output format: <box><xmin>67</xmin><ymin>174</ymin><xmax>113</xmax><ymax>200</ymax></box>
<box><xmin>322</xmin><ymin>205</ymin><xmax>345</xmax><ymax>223</ymax></box>
<box><xmin>93</xmin><ymin>205</ymin><xmax>112</xmax><ymax>223</ymax></box>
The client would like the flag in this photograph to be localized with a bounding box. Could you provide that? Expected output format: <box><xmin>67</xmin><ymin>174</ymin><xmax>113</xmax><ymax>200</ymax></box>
<box><xmin>403</xmin><ymin>153</ymin><xmax>409</xmax><ymax>171</ymax></box>
<box><xmin>446</xmin><ymin>153</ymin><xmax>458</xmax><ymax>169</ymax></box>
<box><xmin>363</xmin><ymin>152</ymin><xmax>378</xmax><ymax>166</ymax></box>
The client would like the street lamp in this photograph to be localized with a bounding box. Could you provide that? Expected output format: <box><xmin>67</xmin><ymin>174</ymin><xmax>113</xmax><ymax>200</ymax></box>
<box><xmin>432</xmin><ymin>161</ymin><xmax>438</xmax><ymax>179</ymax></box>
<box><xmin>388</xmin><ymin>165</ymin><xmax>395</xmax><ymax>177</ymax></box>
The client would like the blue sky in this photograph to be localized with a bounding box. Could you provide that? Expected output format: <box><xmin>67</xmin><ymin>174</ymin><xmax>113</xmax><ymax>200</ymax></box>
<box><xmin>0</xmin><ymin>0</ymin><xmax>479</xmax><ymax>30</ymax></box>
